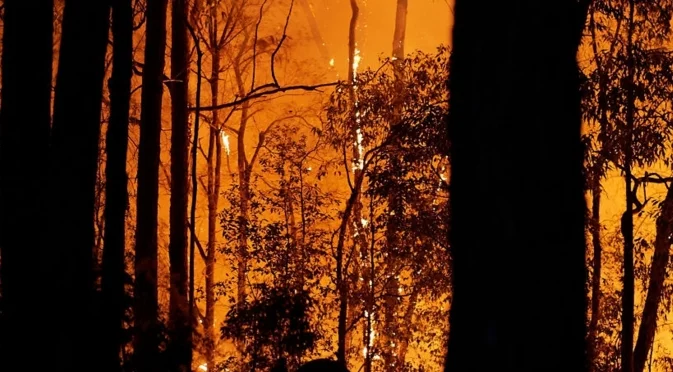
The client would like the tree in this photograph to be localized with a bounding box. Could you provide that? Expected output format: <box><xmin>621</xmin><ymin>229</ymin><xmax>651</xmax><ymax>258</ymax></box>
<box><xmin>0</xmin><ymin>1</ymin><xmax>53</xmax><ymax>369</ymax></box>
<box><xmin>581</xmin><ymin>1</ymin><xmax>673</xmax><ymax>369</ymax></box>
<box><xmin>167</xmin><ymin>0</ymin><xmax>192</xmax><ymax>370</ymax></box>
<box><xmin>325</xmin><ymin>47</ymin><xmax>450</xmax><ymax>372</ymax></box>
<box><xmin>48</xmin><ymin>0</ymin><xmax>111</xmax><ymax>368</ymax></box>
<box><xmin>101</xmin><ymin>0</ymin><xmax>134</xmax><ymax>370</ymax></box>
<box><xmin>445</xmin><ymin>1</ymin><xmax>588</xmax><ymax>371</ymax></box>
<box><xmin>134</xmin><ymin>0</ymin><xmax>168</xmax><ymax>370</ymax></box>
<box><xmin>221</xmin><ymin>288</ymin><xmax>319</xmax><ymax>371</ymax></box>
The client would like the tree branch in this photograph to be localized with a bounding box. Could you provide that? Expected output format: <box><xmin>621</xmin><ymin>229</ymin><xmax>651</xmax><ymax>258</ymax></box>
<box><xmin>189</xmin><ymin>82</ymin><xmax>339</xmax><ymax>112</ymax></box>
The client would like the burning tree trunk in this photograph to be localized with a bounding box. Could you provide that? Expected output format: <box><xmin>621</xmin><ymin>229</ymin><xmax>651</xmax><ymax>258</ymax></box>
<box><xmin>48</xmin><ymin>0</ymin><xmax>110</xmax><ymax>368</ymax></box>
<box><xmin>0</xmin><ymin>1</ymin><xmax>52</xmax><ymax>369</ymax></box>
<box><xmin>134</xmin><ymin>0</ymin><xmax>168</xmax><ymax>370</ymax></box>
<box><xmin>633</xmin><ymin>181</ymin><xmax>673</xmax><ymax>372</ymax></box>
<box><xmin>167</xmin><ymin>0</ymin><xmax>192</xmax><ymax>369</ymax></box>
<box><xmin>445</xmin><ymin>1</ymin><xmax>588</xmax><ymax>371</ymax></box>
<box><xmin>101</xmin><ymin>0</ymin><xmax>134</xmax><ymax>370</ymax></box>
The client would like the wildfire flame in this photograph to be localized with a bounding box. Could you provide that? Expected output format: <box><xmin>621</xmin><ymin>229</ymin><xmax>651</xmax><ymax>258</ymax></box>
<box><xmin>220</xmin><ymin>130</ymin><xmax>230</xmax><ymax>156</ymax></box>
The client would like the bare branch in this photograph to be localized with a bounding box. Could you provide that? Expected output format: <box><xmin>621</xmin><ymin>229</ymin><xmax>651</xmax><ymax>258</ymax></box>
<box><xmin>251</xmin><ymin>0</ymin><xmax>269</xmax><ymax>92</ymax></box>
<box><xmin>190</xmin><ymin>82</ymin><xmax>339</xmax><ymax>112</ymax></box>
<box><xmin>270</xmin><ymin>0</ymin><xmax>295</xmax><ymax>87</ymax></box>
<box><xmin>187</xmin><ymin>220</ymin><xmax>208</xmax><ymax>262</ymax></box>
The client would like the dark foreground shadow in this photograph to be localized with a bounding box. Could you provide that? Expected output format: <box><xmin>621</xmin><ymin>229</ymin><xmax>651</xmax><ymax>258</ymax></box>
<box><xmin>296</xmin><ymin>358</ymin><xmax>349</xmax><ymax>372</ymax></box>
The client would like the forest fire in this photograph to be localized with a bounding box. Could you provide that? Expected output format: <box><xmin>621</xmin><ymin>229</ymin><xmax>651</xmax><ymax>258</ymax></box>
<box><xmin>2</xmin><ymin>0</ymin><xmax>673</xmax><ymax>372</ymax></box>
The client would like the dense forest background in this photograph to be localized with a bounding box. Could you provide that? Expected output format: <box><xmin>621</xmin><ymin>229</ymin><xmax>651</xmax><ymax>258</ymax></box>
<box><xmin>1</xmin><ymin>0</ymin><xmax>673</xmax><ymax>371</ymax></box>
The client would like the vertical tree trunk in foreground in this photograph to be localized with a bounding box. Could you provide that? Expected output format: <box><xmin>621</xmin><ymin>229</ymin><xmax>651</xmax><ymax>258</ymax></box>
<box><xmin>168</xmin><ymin>0</ymin><xmax>192</xmax><ymax>370</ymax></box>
<box><xmin>445</xmin><ymin>1</ymin><xmax>588</xmax><ymax>371</ymax></box>
<box><xmin>48</xmin><ymin>0</ymin><xmax>110</xmax><ymax>369</ymax></box>
<box><xmin>134</xmin><ymin>0</ymin><xmax>168</xmax><ymax>370</ymax></box>
<box><xmin>633</xmin><ymin>183</ymin><xmax>673</xmax><ymax>372</ymax></box>
<box><xmin>0</xmin><ymin>1</ymin><xmax>52</xmax><ymax>369</ymax></box>
<box><xmin>102</xmin><ymin>0</ymin><xmax>134</xmax><ymax>370</ymax></box>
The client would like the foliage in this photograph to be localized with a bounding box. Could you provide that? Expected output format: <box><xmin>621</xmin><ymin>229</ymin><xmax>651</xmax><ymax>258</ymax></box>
<box><xmin>221</xmin><ymin>288</ymin><xmax>319</xmax><ymax>371</ymax></box>
<box><xmin>323</xmin><ymin>45</ymin><xmax>451</xmax><ymax>370</ymax></box>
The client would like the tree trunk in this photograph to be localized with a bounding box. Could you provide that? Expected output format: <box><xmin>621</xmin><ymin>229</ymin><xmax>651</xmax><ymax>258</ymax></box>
<box><xmin>189</xmin><ymin>23</ymin><xmax>205</xmax><ymax>341</ymax></box>
<box><xmin>233</xmin><ymin>57</ymin><xmax>251</xmax><ymax>308</ymax></box>
<box><xmin>0</xmin><ymin>1</ymin><xmax>52</xmax><ymax>369</ymax></box>
<box><xmin>102</xmin><ymin>0</ymin><xmax>134</xmax><ymax>370</ymax></box>
<box><xmin>337</xmin><ymin>0</ymin><xmax>360</xmax><ymax>365</ymax></box>
<box><xmin>445</xmin><ymin>1</ymin><xmax>587</xmax><ymax>371</ymax></box>
<box><xmin>168</xmin><ymin>0</ymin><xmax>192</xmax><ymax>369</ymax></box>
<box><xmin>335</xmin><ymin>173</ymin><xmax>365</xmax><ymax>365</ymax></box>
<box><xmin>134</xmin><ymin>0</ymin><xmax>168</xmax><ymax>370</ymax></box>
<box><xmin>48</xmin><ymin>0</ymin><xmax>110</xmax><ymax>368</ymax></box>
<box><xmin>632</xmin><ymin>183</ymin><xmax>673</xmax><ymax>372</ymax></box>
<box><xmin>391</xmin><ymin>0</ymin><xmax>407</xmax><ymax>59</ymax></box>
<box><xmin>587</xmin><ymin>186</ymin><xmax>603</xmax><ymax>369</ymax></box>
<box><xmin>621</xmin><ymin>1</ymin><xmax>636</xmax><ymax>371</ymax></box>
<box><xmin>237</xmin><ymin>128</ymin><xmax>251</xmax><ymax>308</ymax></box>
<box><xmin>205</xmin><ymin>31</ymin><xmax>223</xmax><ymax>369</ymax></box>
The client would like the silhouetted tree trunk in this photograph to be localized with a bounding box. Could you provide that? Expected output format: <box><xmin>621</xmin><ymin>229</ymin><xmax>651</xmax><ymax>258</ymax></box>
<box><xmin>232</xmin><ymin>53</ymin><xmax>251</xmax><ymax>308</ymax></box>
<box><xmin>47</xmin><ymin>0</ymin><xmax>110</xmax><ymax>369</ymax></box>
<box><xmin>0</xmin><ymin>1</ymin><xmax>52</xmax><ymax>370</ymax></box>
<box><xmin>337</xmin><ymin>0</ymin><xmax>360</xmax><ymax>365</ymax></box>
<box><xmin>621</xmin><ymin>2</ymin><xmax>636</xmax><ymax>371</ymax></box>
<box><xmin>168</xmin><ymin>0</ymin><xmax>192</xmax><ymax>370</ymax></box>
<box><xmin>588</xmin><ymin>186</ymin><xmax>603</xmax><ymax>368</ymax></box>
<box><xmin>445</xmin><ymin>1</ymin><xmax>588</xmax><ymax>371</ymax></box>
<box><xmin>633</xmin><ymin>182</ymin><xmax>673</xmax><ymax>372</ymax></box>
<box><xmin>205</xmin><ymin>12</ymin><xmax>223</xmax><ymax>365</ymax></box>
<box><xmin>188</xmin><ymin>20</ymin><xmax>204</xmax><ymax>343</ymax></box>
<box><xmin>101</xmin><ymin>0</ymin><xmax>134</xmax><ymax>370</ymax></box>
<box><xmin>134</xmin><ymin>0</ymin><xmax>168</xmax><ymax>370</ymax></box>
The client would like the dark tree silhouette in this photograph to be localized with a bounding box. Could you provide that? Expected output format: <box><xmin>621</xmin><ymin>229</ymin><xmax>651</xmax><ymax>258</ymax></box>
<box><xmin>47</xmin><ymin>0</ymin><xmax>111</xmax><ymax>369</ymax></box>
<box><xmin>297</xmin><ymin>359</ymin><xmax>350</xmax><ymax>372</ymax></box>
<box><xmin>134</xmin><ymin>0</ymin><xmax>168</xmax><ymax>370</ymax></box>
<box><xmin>445</xmin><ymin>1</ymin><xmax>589</xmax><ymax>371</ymax></box>
<box><xmin>167</xmin><ymin>0</ymin><xmax>192</xmax><ymax>370</ymax></box>
<box><xmin>0</xmin><ymin>1</ymin><xmax>53</xmax><ymax>370</ymax></box>
<box><xmin>101</xmin><ymin>0</ymin><xmax>134</xmax><ymax>370</ymax></box>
